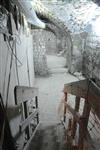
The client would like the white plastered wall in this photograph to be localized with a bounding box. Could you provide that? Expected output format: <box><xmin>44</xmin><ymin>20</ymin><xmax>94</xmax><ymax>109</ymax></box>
<box><xmin>0</xmin><ymin>16</ymin><xmax>35</xmax><ymax>146</ymax></box>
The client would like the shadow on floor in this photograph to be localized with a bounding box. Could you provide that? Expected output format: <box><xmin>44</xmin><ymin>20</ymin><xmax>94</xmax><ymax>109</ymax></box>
<box><xmin>28</xmin><ymin>123</ymin><xmax>68</xmax><ymax>150</ymax></box>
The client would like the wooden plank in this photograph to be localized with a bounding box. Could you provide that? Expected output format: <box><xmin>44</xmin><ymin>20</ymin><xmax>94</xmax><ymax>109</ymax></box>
<box><xmin>78</xmin><ymin>118</ymin><xmax>85</xmax><ymax>150</ymax></box>
<box><xmin>35</xmin><ymin>96</ymin><xmax>39</xmax><ymax>124</ymax></box>
<box><xmin>71</xmin><ymin>96</ymin><xmax>80</xmax><ymax>138</ymax></box>
<box><xmin>87</xmin><ymin>80</ymin><xmax>100</xmax><ymax>119</ymax></box>
<box><xmin>24</xmin><ymin>101</ymin><xmax>30</xmax><ymax>139</ymax></box>
<box><xmin>19</xmin><ymin>109</ymin><xmax>38</xmax><ymax>132</ymax></box>
<box><xmin>64</xmin><ymin>79</ymin><xmax>100</xmax><ymax>119</ymax></box>
<box><xmin>64</xmin><ymin>79</ymin><xmax>88</xmax><ymax>98</ymax></box>
<box><xmin>82</xmin><ymin>99</ymin><xmax>91</xmax><ymax>129</ymax></box>
<box><xmin>78</xmin><ymin>128</ymin><xmax>97</xmax><ymax>150</ymax></box>
<box><xmin>14</xmin><ymin>86</ymin><xmax>38</xmax><ymax>104</ymax></box>
<box><xmin>78</xmin><ymin>101</ymin><xmax>91</xmax><ymax>150</ymax></box>
<box><xmin>64</xmin><ymin>92</ymin><xmax>68</xmax><ymax>122</ymax></box>
<box><xmin>66</xmin><ymin>103</ymin><xmax>81</xmax><ymax>123</ymax></box>
<box><xmin>65</xmin><ymin>104</ymin><xmax>95</xmax><ymax>150</ymax></box>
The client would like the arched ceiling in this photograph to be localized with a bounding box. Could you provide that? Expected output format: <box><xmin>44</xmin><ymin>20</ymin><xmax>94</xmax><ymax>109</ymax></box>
<box><xmin>32</xmin><ymin>0</ymin><xmax>70</xmax><ymax>36</ymax></box>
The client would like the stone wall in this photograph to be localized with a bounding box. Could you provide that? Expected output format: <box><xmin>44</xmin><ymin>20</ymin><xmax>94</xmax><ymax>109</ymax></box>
<box><xmin>69</xmin><ymin>34</ymin><xmax>83</xmax><ymax>73</ymax></box>
<box><xmin>70</xmin><ymin>32</ymin><xmax>100</xmax><ymax>87</ymax></box>
<box><xmin>32</xmin><ymin>29</ymin><xmax>69</xmax><ymax>76</ymax></box>
<box><xmin>82</xmin><ymin>34</ymin><xmax>100</xmax><ymax>87</ymax></box>
<box><xmin>33</xmin><ymin>30</ymin><xmax>49</xmax><ymax>76</ymax></box>
<box><xmin>42</xmin><ymin>30</ymin><xmax>57</xmax><ymax>55</ymax></box>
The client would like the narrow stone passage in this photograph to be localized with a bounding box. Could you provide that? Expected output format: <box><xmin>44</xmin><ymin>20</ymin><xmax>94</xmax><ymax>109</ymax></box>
<box><xmin>28</xmin><ymin>55</ymin><xmax>78</xmax><ymax>150</ymax></box>
<box><xmin>36</xmin><ymin>55</ymin><xmax>78</xmax><ymax>125</ymax></box>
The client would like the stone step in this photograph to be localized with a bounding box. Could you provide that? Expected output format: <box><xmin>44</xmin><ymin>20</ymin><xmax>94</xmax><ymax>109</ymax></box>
<box><xmin>28</xmin><ymin>123</ymin><xmax>66</xmax><ymax>150</ymax></box>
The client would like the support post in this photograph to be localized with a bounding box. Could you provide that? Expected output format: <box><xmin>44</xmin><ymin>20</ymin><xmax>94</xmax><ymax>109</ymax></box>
<box><xmin>35</xmin><ymin>96</ymin><xmax>39</xmax><ymax>124</ymax></box>
<box><xmin>78</xmin><ymin>99</ymin><xmax>91</xmax><ymax>150</ymax></box>
<box><xmin>24</xmin><ymin>102</ymin><xmax>30</xmax><ymax>140</ymax></box>
<box><xmin>82</xmin><ymin>99</ymin><xmax>91</xmax><ymax>129</ymax></box>
<box><xmin>64</xmin><ymin>92</ymin><xmax>68</xmax><ymax>122</ymax></box>
<box><xmin>71</xmin><ymin>96</ymin><xmax>80</xmax><ymax>138</ymax></box>
<box><xmin>78</xmin><ymin>117</ymin><xmax>85</xmax><ymax>150</ymax></box>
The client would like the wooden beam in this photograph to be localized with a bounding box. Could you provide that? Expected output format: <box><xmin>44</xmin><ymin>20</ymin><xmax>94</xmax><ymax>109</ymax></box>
<box><xmin>23</xmin><ymin>123</ymin><xmax>40</xmax><ymax>150</ymax></box>
<box><xmin>19</xmin><ymin>109</ymin><xmax>38</xmax><ymax>132</ymax></box>
<box><xmin>66</xmin><ymin>103</ymin><xmax>81</xmax><ymax>123</ymax></box>
<box><xmin>87</xmin><ymin>80</ymin><xmax>100</xmax><ymax>119</ymax></box>
<box><xmin>78</xmin><ymin>117</ymin><xmax>85</xmax><ymax>150</ymax></box>
<box><xmin>24</xmin><ymin>101</ymin><xmax>30</xmax><ymax>139</ymax></box>
<box><xmin>14</xmin><ymin>86</ymin><xmax>38</xmax><ymax>105</ymax></box>
<box><xmin>64</xmin><ymin>79</ymin><xmax>100</xmax><ymax>119</ymax></box>
<box><xmin>82</xmin><ymin>100</ymin><xmax>91</xmax><ymax>129</ymax></box>
<box><xmin>64</xmin><ymin>92</ymin><xmax>68</xmax><ymax>122</ymax></box>
<box><xmin>71</xmin><ymin>96</ymin><xmax>80</xmax><ymax>138</ymax></box>
<box><xmin>64</xmin><ymin>79</ymin><xmax>88</xmax><ymax>98</ymax></box>
<box><xmin>78</xmin><ymin>94</ymin><xmax>91</xmax><ymax>150</ymax></box>
<box><xmin>35</xmin><ymin>96</ymin><xmax>39</xmax><ymax>124</ymax></box>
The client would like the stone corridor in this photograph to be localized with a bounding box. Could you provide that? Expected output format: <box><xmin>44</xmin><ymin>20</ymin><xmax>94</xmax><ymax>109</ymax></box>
<box><xmin>28</xmin><ymin>55</ymin><xmax>78</xmax><ymax>150</ymax></box>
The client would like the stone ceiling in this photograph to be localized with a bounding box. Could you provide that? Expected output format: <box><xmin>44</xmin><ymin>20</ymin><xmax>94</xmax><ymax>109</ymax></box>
<box><xmin>42</xmin><ymin>0</ymin><xmax>100</xmax><ymax>35</ymax></box>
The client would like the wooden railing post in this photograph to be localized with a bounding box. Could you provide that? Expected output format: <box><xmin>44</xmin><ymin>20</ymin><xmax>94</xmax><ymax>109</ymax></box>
<box><xmin>82</xmin><ymin>100</ymin><xmax>91</xmax><ymax>129</ymax></box>
<box><xmin>23</xmin><ymin>101</ymin><xmax>30</xmax><ymax>140</ymax></box>
<box><xmin>78</xmin><ymin>99</ymin><xmax>91</xmax><ymax>150</ymax></box>
<box><xmin>63</xmin><ymin>92</ymin><xmax>68</xmax><ymax>122</ymax></box>
<box><xmin>71</xmin><ymin>96</ymin><xmax>80</xmax><ymax>138</ymax></box>
<box><xmin>35</xmin><ymin>96</ymin><xmax>39</xmax><ymax>124</ymax></box>
<box><xmin>78</xmin><ymin>117</ymin><xmax>85</xmax><ymax>150</ymax></box>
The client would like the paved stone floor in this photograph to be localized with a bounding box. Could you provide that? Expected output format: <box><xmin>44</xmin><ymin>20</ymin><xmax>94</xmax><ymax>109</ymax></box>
<box><xmin>28</xmin><ymin>55</ymin><xmax>78</xmax><ymax>150</ymax></box>
<box><xmin>36</xmin><ymin>55</ymin><xmax>78</xmax><ymax>125</ymax></box>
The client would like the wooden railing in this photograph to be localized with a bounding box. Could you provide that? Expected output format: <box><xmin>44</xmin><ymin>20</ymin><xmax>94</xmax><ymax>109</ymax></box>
<box><xmin>14</xmin><ymin>86</ymin><xmax>39</xmax><ymax>150</ymax></box>
<box><xmin>63</xmin><ymin>79</ymin><xmax>100</xmax><ymax>150</ymax></box>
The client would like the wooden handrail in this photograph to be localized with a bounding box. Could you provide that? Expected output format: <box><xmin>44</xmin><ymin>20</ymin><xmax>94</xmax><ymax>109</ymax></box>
<box><xmin>64</xmin><ymin>79</ymin><xmax>100</xmax><ymax>119</ymax></box>
<box><xmin>14</xmin><ymin>86</ymin><xmax>38</xmax><ymax>105</ymax></box>
<box><xmin>63</xmin><ymin>79</ymin><xmax>100</xmax><ymax>150</ymax></box>
<box><xmin>64</xmin><ymin>79</ymin><xmax>88</xmax><ymax>98</ymax></box>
